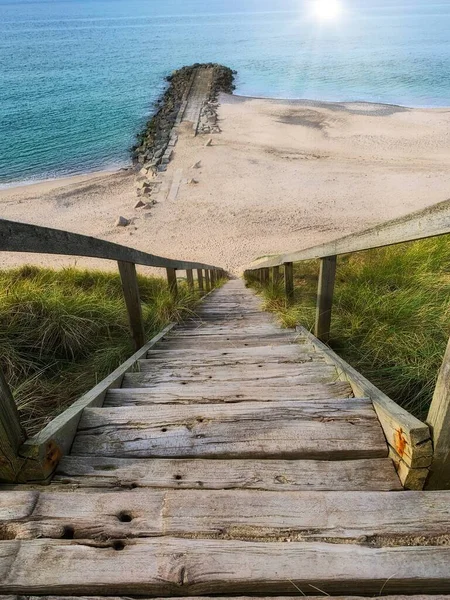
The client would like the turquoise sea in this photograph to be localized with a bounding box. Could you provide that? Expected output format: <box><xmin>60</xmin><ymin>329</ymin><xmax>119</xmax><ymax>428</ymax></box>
<box><xmin>1</xmin><ymin>0</ymin><xmax>449</xmax><ymax>186</ymax></box>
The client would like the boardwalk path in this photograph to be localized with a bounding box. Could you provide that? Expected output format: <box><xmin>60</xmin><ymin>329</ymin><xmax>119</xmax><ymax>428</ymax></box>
<box><xmin>1</xmin><ymin>280</ymin><xmax>450</xmax><ymax>596</ymax></box>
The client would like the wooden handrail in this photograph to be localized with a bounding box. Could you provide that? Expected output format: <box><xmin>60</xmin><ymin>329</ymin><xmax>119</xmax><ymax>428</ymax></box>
<box><xmin>249</xmin><ymin>197</ymin><xmax>450</xmax><ymax>269</ymax></box>
<box><xmin>0</xmin><ymin>219</ymin><xmax>221</xmax><ymax>271</ymax></box>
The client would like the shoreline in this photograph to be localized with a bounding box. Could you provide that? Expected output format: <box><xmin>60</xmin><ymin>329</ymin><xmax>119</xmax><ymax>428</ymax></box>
<box><xmin>2</xmin><ymin>95</ymin><xmax>449</xmax><ymax>194</ymax></box>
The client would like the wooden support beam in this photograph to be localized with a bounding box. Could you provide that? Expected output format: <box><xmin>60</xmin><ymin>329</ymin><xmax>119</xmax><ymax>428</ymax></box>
<box><xmin>196</xmin><ymin>269</ymin><xmax>204</xmax><ymax>292</ymax></box>
<box><xmin>284</xmin><ymin>262</ymin><xmax>294</xmax><ymax>303</ymax></box>
<box><xmin>204</xmin><ymin>269</ymin><xmax>211</xmax><ymax>292</ymax></box>
<box><xmin>0</xmin><ymin>369</ymin><xmax>25</xmax><ymax>483</ymax></box>
<box><xmin>314</xmin><ymin>255</ymin><xmax>337</xmax><ymax>343</ymax></box>
<box><xmin>427</xmin><ymin>337</ymin><xmax>450</xmax><ymax>489</ymax></box>
<box><xmin>166</xmin><ymin>268</ymin><xmax>178</xmax><ymax>297</ymax></box>
<box><xmin>261</xmin><ymin>268</ymin><xmax>270</xmax><ymax>285</ymax></box>
<box><xmin>210</xmin><ymin>269</ymin><xmax>216</xmax><ymax>288</ymax></box>
<box><xmin>118</xmin><ymin>261</ymin><xmax>146</xmax><ymax>351</ymax></box>
<box><xmin>186</xmin><ymin>269</ymin><xmax>194</xmax><ymax>290</ymax></box>
<box><xmin>272</xmin><ymin>266</ymin><xmax>281</xmax><ymax>285</ymax></box>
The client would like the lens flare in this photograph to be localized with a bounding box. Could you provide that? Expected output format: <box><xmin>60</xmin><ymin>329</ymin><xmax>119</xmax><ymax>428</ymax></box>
<box><xmin>312</xmin><ymin>0</ymin><xmax>342</xmax><ymax>20</ymax></box>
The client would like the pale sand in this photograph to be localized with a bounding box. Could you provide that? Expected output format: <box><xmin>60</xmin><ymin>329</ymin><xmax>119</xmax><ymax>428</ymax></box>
<box><xmin>1</xmin><ymin>94</ymin><xmax>450</xmax><ymax>275</ymax></box>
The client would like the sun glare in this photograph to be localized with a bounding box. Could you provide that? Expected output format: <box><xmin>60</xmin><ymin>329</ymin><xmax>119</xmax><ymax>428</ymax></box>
<box><xmin>312</xmin><ymin>0</ymin><xmax>342</xmax><ymax>20</ymax></box>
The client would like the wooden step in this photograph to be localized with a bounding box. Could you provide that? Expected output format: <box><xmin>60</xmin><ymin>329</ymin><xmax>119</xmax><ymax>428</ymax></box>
<box><xmin>1</xmin><ymin>537</ymin><xmax>450</xmax><ymax>594</ymax></box>
<box><xmin>70</xmin><ymin>400</ymin><xmax>387</xmax><ymax>459</ymax></box>
<box><xmin>54</xmin><ymin>456</ymin><xmax>400</xmax><ymax>490</ymax></box>
<box><xmin>104</xmin><ymin>381</ymin><xmax>354</xmax><ymax>406</ymax></box>
<box><xmin>123</xmin><ymin>363</ymin><xmax>340</xmax><ymax>387</ymax></box>
<box><xmin>155</xmin><ymin>334</ymin><xmax>299</xmax><ymax>349</ymax></box>
<box><xmin>2</xmin><ymin>596</ymin><xmax>448</xmax><ymax>600</ymax></box>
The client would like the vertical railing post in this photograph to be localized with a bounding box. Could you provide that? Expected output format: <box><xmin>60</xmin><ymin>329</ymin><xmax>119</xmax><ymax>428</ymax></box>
<box><xmin>0</xmin><ymin>368</ymin><xmax>25</xmax><ymax>483</ymax></box>
<box><xmin>118</xmin><ymin>261</ymin><xmax>146</xmax><ymax>350</ymax></box>
<box><xmin>272</xmin><ymin>266</ymin><xmax>280</xmax><ymax>285</ymax></box>
<box><xmin>284</xmin><ymin>262</ymin><xmax>294</xmax><ymax>304</ymax></box>
<box><xmin>166</xmin><ymin>267</ymin><xmax>178</xmax><ymax>298</ymax></box>
<box><xmin>261</xmin><ymin>268</ymin><xmax>270</xmax><ymax>285</ymax></box>
<box><xmin>197</xmin><ymin>268</ymin><xmax>204</xmax><ymax>292</ymax></box>
<box><xmin>186</xmin><ymin>269</ymin><xmax>194</xmax><ymax>290</ymax></box>
<box><xmin>426</xmin><ymin>337</ymin><xmax>450</xmax><ymax>489</ymax></box>
<box><xmin>204</xmin><ymin>269</ymin><xmax>211</xmax><ymax>292</ymax></box>
<box><xmin>210</xmin><ymin>269</ymin><xmax>216</xmax><ymax>288</ymax></box>
<box><xmin>314</xmin><ymin>255</ymin><xmax>337</xmax><ymax>343</ymax></box>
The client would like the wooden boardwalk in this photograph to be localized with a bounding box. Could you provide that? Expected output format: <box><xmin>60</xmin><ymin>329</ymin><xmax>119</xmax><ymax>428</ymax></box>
<box><xmin>2</xmin><ymin>280</ymin><xmax>450</xmax><ymax>596</ymax></box>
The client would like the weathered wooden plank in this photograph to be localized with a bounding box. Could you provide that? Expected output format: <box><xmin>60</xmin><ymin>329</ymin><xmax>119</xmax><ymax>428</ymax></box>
<box><xmin>71</xmin><ymin>400</ymin><xmax>387</xmax><ymax>459</ymax></box>
<box><xmin>122</xmin><ymin>362</ymin><xmax>340</xmax><ymax>387</ymax></box>
<box><xmin>314</xmin><ymin>255</ymin><xmax>337</xmax><ymax>343</ymax></box>
<box><xmin>0</xmin><ymin>219</ymin><xmax>221</xmax><ymax>271</ymax></box>
<box><xmin>12</xmin><ymin>489</ymin><xmax>450</xmax><ymax>542</ymax></box>
<box><xmin>17</xmin><ymin>325</ymin><xmax>176</xmax><ymax>483</ymax></box>
<box><xmin>117</xmin><ymin>261</ymin><xmax>145</xmax><ymax>351</ymax></box>
<box><xmin>54</xmin><ymin>456</ymin><xmax>400</xmax><ymax>491</ymax></box>
<box><xmin>427</xmin><ymin>336</ymin><xmax>450</xmax><ymax>489</ymax></box>
<box><xmin>2</xmin><ymin>537</ymin><xmax>450</xmax><ymax>594</ymax></box>
<box><xmin>0</xmin><ymin>369</ymin><xmax>25</xmax><ymax>483</ymax></box>
<box><xmin>250</xmin><ymin>197</ymin><xmax>450</xmax><ymax>269</ymax></box>
<box><xmin>104</xmin><ymin>381</ymin><xmax>353</xmax><ymax>406</ymax></box>
<box><xmin>299</xmin><ymin>327</ymin><xmax>432</xmax><ymax>476</ymax></box>
<box><xmin>1</xmin><ymin>596</ymin><xmax>448</xmax><ymax>600</ymax></box>
<box><xmin>147</xmin><ymin>344</ymin><xmax>314</xmax><ymax>359</ymax></box>
<box><xmin>156</xmin><ymin>334</ymin><xmax>300</xmax><ymax>349</ymax></box>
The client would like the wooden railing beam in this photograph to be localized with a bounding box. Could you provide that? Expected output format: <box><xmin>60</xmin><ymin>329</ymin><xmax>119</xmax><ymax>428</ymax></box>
<box><xmin>314</xmin><ymin>255</ymin><xmax>337</xmax><ymax>343</ymax></box>
<box><xmin>197</xmin><ymin>269</ymin><xmax>204</xmax><ymax>292</ymax></box>
<box><xmin>0</xmin><ymin>368</ymin><xmax>25</xmax><ymax>482</ymax></box>
<box><xmin>426</xmin><ymin>337</ymin><xmax>450</xmax><ymax>489</ymax></box>
<box><xmin>166</xmin><ymin>268</ymin><xmax>178</xmax><ymax>297</ymax></box>
<box><xmin>117</xmin><ymin>261</ymin><xmax>146</xmax><ymax>351</ymax></box>
<box><xmin>284</xmin><ymin>262</ymin><xmax>294</xmax><ymax>303</ymax></box>
<box><xmin>186</xmin><ymin>269</ymin><xmax>194</xmax><ymax>290</ymax></box>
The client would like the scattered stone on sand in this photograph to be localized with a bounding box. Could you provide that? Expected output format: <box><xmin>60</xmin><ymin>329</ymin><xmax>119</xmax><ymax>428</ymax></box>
<box><xmin>115</xmin><ymin>216</ymin><xmax>130</xmax><ymax>227</ymax></box>
<box><xmin>191</xmin><ymin>161</ymin><xmax>201</xmax><ymax>169</ymax></box>
<box><xmin>205</xmin><ymin>138</ymin><xmax>213</xmax><ymax>147</ymax></box>
<box><xmin>134</xmin><ymin>199</ymin><xmax>145</xmax><ymax>209</ymax></box>
<box><xmin>187</xmin><ymin>178</ymin><xmax>198</xmax><ymax>185</ymax></box>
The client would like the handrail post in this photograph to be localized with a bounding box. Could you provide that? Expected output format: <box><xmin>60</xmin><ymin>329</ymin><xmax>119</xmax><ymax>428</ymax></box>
<box><xmin>314</xmin><ymin>255</ymin><xmax>337</xmax><ymax>343</ymax></box>
<box><xmin>197</xmin><ymin>268</ymin><xmax>204</xmax><ymax>292</ymax></box>
<box><xmin>117</xmin><ymin>261</ymin><xmax>146</xmax><ymax>351</ymax></box>
<box><xmin>272</xmin><ymin>266</ymin><xmax>280</xmax><ymax>285</ymax></box>
<box><xmin>210</xmin><ymin>269</ymin><xmax>216</xmax><ymax>288</ymax></box>
<box><xmin>426</xmin><ymin>336</ymin><xmax>450</xmax><ymax>489</ymax></box>
<box><xmin>0</xmin><ymin>368</ymin><xmax>26</xmax><ymax>482</ymax></box>
<box><xmin>204</xmin><ymin>269</ymin><xmax>211</xmax><ymax>292</ymax></box>
<box><xmin>186</xmin><ymin>269</ymin><xmax>194</xmax><ymax>290</ymax></box>
<box><xmin>284</xmin><ymin>262</ymin><xmax>294</xmax><ymax>304</ymax></box>
<box><xmin>262</xmin><ymin>268</ymin><xmax>269</xmax><ymax>285</ymax></box>
<box><xmin>166</xmin><ymin>267</ymin><xmax>178</xmax><ymax>298</ymax></box>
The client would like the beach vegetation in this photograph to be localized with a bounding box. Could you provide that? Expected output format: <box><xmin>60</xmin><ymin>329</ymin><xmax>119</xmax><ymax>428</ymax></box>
<box><xmin>0</xmin><ymin>266</ymin><xmax>207</xmax><ymax>435</ymax></box>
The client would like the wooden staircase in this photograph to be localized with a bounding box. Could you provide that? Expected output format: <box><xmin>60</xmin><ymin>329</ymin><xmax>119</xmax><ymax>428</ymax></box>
<box><xmin>2</xmin><ymin>280</ymin><xmax>450</xmax><ymax>596</ymax></box>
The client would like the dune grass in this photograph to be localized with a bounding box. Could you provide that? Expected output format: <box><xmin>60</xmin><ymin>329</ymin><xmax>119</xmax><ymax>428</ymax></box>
<box><xmin>246</xmin><ymin>237</ymin><xmax>450</xmax><ymax>420</ymax></box>
<box><xmin>0</xmin><ymin>265</ymin><xmax>208</xmax><ymax>435</ymax></box>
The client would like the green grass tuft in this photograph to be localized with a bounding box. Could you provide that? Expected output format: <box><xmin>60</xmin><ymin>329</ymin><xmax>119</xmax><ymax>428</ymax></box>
<box><xmin>0</xmin><ymin>266</ymin><xmax>209</xmax><ymax>435</ymax></box>
<box><xmin>246</xmin><ymin>237</ymin><xmax>450</xmax><ymax>419</ymax></box>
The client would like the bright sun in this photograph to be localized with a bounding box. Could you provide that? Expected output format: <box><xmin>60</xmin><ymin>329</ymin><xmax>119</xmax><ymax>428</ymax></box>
<box><xmin>312</xmin><ymin>0</ymin><xmax>342</xmax><ymax>20</ymax></box>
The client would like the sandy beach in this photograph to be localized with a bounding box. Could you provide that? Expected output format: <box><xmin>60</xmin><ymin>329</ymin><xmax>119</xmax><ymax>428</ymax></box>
<box><xmin>1</xmin><ymin>94</ymin><xmax>450</xmax><ymax>275</ymax></box>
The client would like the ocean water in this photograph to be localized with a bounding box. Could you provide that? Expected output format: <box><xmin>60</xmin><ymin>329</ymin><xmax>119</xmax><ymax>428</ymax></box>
<box><xmin>1</xmin><ymin>0</ymin><xmax>449</xmax><ymax>186</ymax></box>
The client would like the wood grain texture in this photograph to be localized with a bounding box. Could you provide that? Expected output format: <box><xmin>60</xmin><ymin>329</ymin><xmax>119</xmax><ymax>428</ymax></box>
<box><xmin>104</xmin><ymin>381</ymin><xmax>354</xmax><ymax>406</ymax></box>
<box><xmin>0</xmin><ymin>219</ymin><xmax>221</xmax><ymax>271</ymax></box>
<box><xmin>70</xmin><ymin>400</ymin><xmax>388</xmax><ymax>459</ymax></box>
<box><xmin>117</xmin><ymin>261</ymin><xmax>145</xmax><ymax>351</ymax></box>
<box><xmin>314</xmin><ymin>255</ymin><xmax>337</xmax><ymax>343</ymax></box>
<box><xmin>54</xmin><ymin>456</ymin><xmax>401</xmax><ymax>491</ymax></box>
<box><xmin>1</xmin><ymin>537</ymin><xmax>450</xmax><ymax>594</ymax></box>
<box><xmin>9</xmin><ymin>489</ymin><xmax>450</xmax><ymax>543</ymax></box>
<box><xmin>1</xmin><ymin>596</ymin><xmax>448</xmax><ymax>600</ymax></box>
<box><xmin>427</xmin><ymin>336</ymin><xmax>450</xmax><ymax>489</ymax></box>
